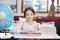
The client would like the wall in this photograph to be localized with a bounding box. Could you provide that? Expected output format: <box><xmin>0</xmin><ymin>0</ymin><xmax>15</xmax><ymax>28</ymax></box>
<box><xmin>14</xmin><ymin>0</ymin><xmax>60</xmax><ymax>17</ymax></box>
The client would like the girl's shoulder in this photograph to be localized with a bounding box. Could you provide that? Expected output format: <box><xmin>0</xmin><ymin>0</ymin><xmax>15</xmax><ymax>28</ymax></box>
<box><xmin>19</xmin><ymin>21</ymin><xmax>41</xmax><ymax>26</ymax></box>
<box><xmin>17</xmin><ymin>21</ymin><xmax>25</xmax><ymax>26</ymax></box>
<box><xmin>34</xmin><ymin>21</ymin><xmax>41</xmax><ymax>26</ymax></box>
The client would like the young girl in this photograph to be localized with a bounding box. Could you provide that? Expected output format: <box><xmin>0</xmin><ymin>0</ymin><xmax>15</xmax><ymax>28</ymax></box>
<box><xmin>11</xmin><ymin>7</ymin><xmax>41</xmax><ymax>33</ymax></box>
<box><xmin>21</xmin><ymin>7</ymin><xmax>41</xmax><ymax>34</ymax></box>
<box><xmin>10</xmin><ymin>7</ymin><xmax>41</xmax><ymax>40</ymax></box>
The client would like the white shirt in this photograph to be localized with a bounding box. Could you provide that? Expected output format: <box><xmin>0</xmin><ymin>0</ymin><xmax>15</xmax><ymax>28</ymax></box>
<box><xmin>10</xmin><ymin>21</ymin><xmax>42</xmax><ymax>33</ymax></box>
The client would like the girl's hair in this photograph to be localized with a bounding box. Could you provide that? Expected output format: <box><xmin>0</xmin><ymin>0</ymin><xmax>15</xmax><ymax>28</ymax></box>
<box><xmin>24</xmin><ymin>7</ymin><xmax>35</xmax><ymax>17</ymax></box>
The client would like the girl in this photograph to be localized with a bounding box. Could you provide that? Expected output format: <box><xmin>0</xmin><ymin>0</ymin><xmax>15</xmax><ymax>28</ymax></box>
<box><xmin>10</xmin><ymin>7</ymin><xmax>41</xmax><ymax>40</ymax></box>
<box><xmin>21</xmin><ymin>7</ymin><xmax>41</xmax><ymax>34</ymax></box>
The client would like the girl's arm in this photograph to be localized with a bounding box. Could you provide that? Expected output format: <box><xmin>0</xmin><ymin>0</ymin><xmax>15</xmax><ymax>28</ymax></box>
<box><xmin>35</xmin><ymin>23</ymin><xmax>42</xmax><ymax>34</ymax></box>
<box><xmin>10</xmin><ymin>23</ymin><xmax>22</xmax><ymax>34</ymax></box>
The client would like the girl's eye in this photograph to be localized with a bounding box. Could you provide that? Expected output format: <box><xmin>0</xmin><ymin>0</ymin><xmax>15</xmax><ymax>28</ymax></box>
<box><xmin>31</xmin><ymin>14</ymin><xmax>33</xmax><ymax>15</ymax></box>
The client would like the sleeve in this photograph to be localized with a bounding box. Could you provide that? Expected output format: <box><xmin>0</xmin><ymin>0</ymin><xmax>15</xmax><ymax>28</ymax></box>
<box><xmin>10</xmin><ymin>23</ymin><xmax>22</xmax><ymax>34</ymax></box>
<box><xmin>36</xmin><ymin>23</ymin><xmax>42</xmax><ymax>33</ymax></box>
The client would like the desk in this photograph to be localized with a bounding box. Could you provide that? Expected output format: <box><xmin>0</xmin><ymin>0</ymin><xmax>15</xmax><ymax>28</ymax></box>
<box><xmin>0</xmin><ymin>33</ymin><xmax>60</xmax><ymax>39</ymax></box>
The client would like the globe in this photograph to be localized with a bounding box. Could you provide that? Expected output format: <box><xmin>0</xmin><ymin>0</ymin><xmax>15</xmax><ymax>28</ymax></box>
<box><xmin>0</xmin><ymin>3</ymin><xmax>13</xmax><ymax>30</ymax></box>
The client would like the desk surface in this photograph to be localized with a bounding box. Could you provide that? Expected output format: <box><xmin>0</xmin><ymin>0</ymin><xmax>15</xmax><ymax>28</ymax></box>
<box><xmin>0</xmin><ymin>33</ymin><xmax>60</xmax><ymax>39</ymax></box>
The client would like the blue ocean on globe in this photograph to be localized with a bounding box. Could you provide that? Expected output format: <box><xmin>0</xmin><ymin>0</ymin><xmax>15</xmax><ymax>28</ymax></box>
<box><xmin>0</xmin><ymin>3</ymin><xmax>13</xmax><ymax>30</ymax></box>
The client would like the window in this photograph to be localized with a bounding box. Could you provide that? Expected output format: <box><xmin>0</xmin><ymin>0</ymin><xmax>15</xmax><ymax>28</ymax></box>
<box><xmin>0</xmin><ymin>0</ymin><xmax>17</xmax><ymax>13</ymax></box>
<box><xmin>21</xmin><ymin>0</ymin><xmax>60</xmax><ymax>13</ymax></box>
<box><xmin>56</xmin><ymin>0</ymin><xmax>60</xmax><ymax>12</ymax></box>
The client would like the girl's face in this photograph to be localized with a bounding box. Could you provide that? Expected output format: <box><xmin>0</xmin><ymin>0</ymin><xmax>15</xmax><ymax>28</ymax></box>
<box><xmin>25</xmin><ymin>10</ymin><xmax>35</xmax><ymax>22</ymax></box>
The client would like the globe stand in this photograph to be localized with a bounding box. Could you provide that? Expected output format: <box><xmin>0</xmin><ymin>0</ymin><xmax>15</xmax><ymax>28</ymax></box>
<box><xmin>0</xmin><ymin>18</ymin><xmax>10</xmax><ymax>36</ymax></box>
<box><xmin>0</xmin><ymin>28</ymin><xmax>10</xmax><ymax>33</ymax></box>
<box><xmin>0</xmin><ymin>28</ymin><xmax>10</xmax><ymax>36</ymax></box>
<box><xmin>3</xmin><ymin>29</ymin><xmax>7</xmax><ymax>36</ymax></box>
